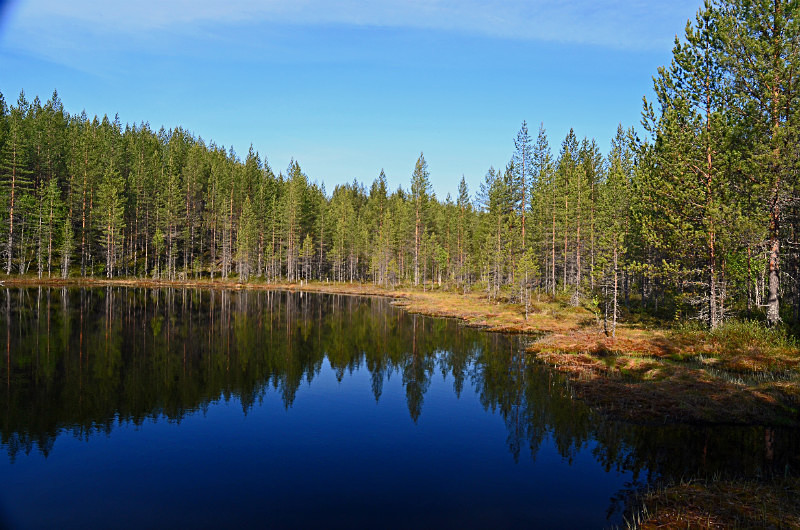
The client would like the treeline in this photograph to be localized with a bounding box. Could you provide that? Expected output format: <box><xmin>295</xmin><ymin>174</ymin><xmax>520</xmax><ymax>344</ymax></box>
<box><xmin>0</xmin><ymin>0</ymin><xmax>798</xmax><ymax>330</ymax></box>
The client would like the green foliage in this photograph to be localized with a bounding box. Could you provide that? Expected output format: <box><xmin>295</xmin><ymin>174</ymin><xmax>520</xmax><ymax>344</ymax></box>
<box><xmin>1</xmin><ymin>1</ymin><xmax>799</xmax><ymax>333</ymax></box>
<box><xmin>673</xmin><ymin>318</ymin><xmax>797</xmax><ymax>359</ymax></box>
<box><xmin>710</xmin><ymin>319</ymin><xmax>796</xmax><ymax>350</ymax></box>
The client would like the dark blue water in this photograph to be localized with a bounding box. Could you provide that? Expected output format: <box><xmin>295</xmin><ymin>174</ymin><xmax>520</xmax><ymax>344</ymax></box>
<box><xmin>0</xmin><ymin>288</ymin><xmax>796</xmax><ymax>528</ymax></box>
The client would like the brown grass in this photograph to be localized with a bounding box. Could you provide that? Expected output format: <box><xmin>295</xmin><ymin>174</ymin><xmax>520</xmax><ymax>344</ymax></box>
<box><xmin>631</xmin><ymin>477</ymin><xmax>800</xmax><ymax>529</ymax></box>
<box><xmin>527</xmin><ymin>320</ymin><xmax>800</xmax><ymax>425</ymax></box>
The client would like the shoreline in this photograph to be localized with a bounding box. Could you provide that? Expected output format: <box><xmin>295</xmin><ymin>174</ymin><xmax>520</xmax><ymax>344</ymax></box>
<box><xmin>0</xmin><ymin>276</ymin><xmax>572</xmax><ymax>333</ymax></box>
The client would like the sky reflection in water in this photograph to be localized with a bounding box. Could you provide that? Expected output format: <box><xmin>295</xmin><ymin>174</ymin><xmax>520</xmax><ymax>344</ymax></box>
<box><xmin>0</xmin><ymin>288</ymin><xmax>796</xmax><ymax>528</ymax></box>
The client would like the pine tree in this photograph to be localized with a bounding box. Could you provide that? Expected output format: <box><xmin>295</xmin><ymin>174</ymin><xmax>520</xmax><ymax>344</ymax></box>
<box><xmin>71</xmin><ymin>113</ymin><xmax>100</xmax><ymax>276</ymax></box>
<box><xmin>600</xmin><ymin>125</ymin><xmax>634</xmax><ymax>336</ymax></box>
<box><xmin>313</xmin><ymin>182</ymin><xmax>327</xmax><ymax>280</ymax></box>
<box><xmin>714</xmin><ymin>0</ymin><xmax>800</xmax><ymax>324</ymax></box>
<box><xmin>517</xmin><ymin>247</ymin><xmax>538</xmax><ymax>320</ymax></box>
<box><xmin>411</xmin><ymin>153</ymin><xmax>430</xmax><ymax>287</ymax></box>
<box><xmin>181</xmin><ymin>142</ymin><xmax>208</xmax><ymax>278</ymax></box>
<box><xmin>152</xmin><ymin>227</ymin><xmax>164</xmax><ymax>279</ymax></box>
<box><xmin>236</xmin><ymin>195</ymin><xmax>257</xmax><ymax>281</ymax></box>
<box><xmin>283</xmin><ymin>160</ymin><xmax>307</xmax><ymax>282</ymax></box>
<box><xmin>530</xmin><ymin>124</ymin><xmax>555</xmax><ymax>296</ymax></box>
<box><xmin>41</xmin><ymin>92</ymin><xmax>67</xmax><ymax>277</ymax></box>
<box><xmin>1</xmin><ymin>92</ymin><xmax>33</xmax><ymax>275</ymax></box>
<box><xmin>60</xmin><ymin>214</ymin><xmax>74</xmax><ymax>278</ymax></box>
<box><xmin>580</xmin><ymin>138</ymin><xmax>604</xmax><ymax>293</ymax></box>
<box><xmin>97</xmin><ymin>164</ymin><xmax>125</xmax><ymax>278</ymax></box>
<box><xmin>0</xmin><ymin>91</ymin><xmax>7</xmax><ymax>150</ymax></box>
<box><xmin>642</xmin><ymin>2</ymin><xmax>734</xmax><ymax>327</ymax></box>
<box><xmin>513</xmin><ymin>121</ymin><xmax>533</xmax><ymax>249</ymax></box>
<box><xmin>42</xmin><ymin>176</ymin><xmax>63</xmax><ymax>278</ymax></box>
<box><xmin>557</xmin><ymin>130</ymin><xmax>579</xmax><ymax>293</ymax></box>
<box><xmin>456</xmin><ymin>176</ymin><xmax>471</xmax><ymax>289</ymax></box>
<box><xmin>368</xmin><ymin>171</ymin><xmax>391</xmax><ymax>285</ymax></box>
<box><xmin>477</xmin><ymin>166</ymin><xmax>513</xmax><ymax>299</ymax></box>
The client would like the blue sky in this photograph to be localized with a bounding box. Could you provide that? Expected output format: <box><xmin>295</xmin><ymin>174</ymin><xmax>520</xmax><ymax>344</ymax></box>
<box><xmin>0</xmin><ymin>0</ymin><xmax>699</xmax><ymax>198</ymax></box>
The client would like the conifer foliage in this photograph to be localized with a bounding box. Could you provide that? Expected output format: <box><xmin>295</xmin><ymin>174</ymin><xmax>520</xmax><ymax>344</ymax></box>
<box><xmin>0</xmin><ymin>0</ymin><xmax>798</xmax><ymax>329</ymax></box>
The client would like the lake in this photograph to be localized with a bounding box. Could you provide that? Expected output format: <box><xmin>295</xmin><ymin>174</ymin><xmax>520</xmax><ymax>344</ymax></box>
<box><xmin>1</xmin><ymin>287</ymin><xmax>797</xmax><ymax>528</ymax></box>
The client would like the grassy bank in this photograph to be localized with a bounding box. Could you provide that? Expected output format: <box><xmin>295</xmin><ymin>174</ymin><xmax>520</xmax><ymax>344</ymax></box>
<box><xmin>529</xmin><ymin>320</ymin><xmax>800</xmax><ymax>426</ymax></box>
<box><xmin>627</xmin><ymin>477</ymin><xmax>800</xmax><ymax>529</ymax></box>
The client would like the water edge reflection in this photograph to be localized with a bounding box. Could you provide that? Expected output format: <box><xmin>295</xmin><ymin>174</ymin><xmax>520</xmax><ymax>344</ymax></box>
<box><xmin>1</xmin><ymin>287</ymin><xmax>797</xmax><ymax>525</ymax></box>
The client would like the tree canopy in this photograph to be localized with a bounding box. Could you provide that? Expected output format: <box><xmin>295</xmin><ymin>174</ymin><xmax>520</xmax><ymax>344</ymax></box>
<box><xmin>1</xmin><ymin>0</ymin><xmax>798</xmax><ymax>330</ymax></box>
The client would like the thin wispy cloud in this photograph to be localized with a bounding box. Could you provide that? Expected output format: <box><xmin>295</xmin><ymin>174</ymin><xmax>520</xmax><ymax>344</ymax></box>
<box><xmin>5</xmin><ymin>0</ymin><xmax>697</xmax><ymax>53</ymax></box>
<box><xmin>0</xmin><ymin>0</ymin><xmax>698</xmax><ymax>201</ymax></box>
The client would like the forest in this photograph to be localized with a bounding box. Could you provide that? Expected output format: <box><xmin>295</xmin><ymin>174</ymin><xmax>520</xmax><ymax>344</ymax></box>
<box><xmin>0</xmin><ymin>0</ymin><xmax>799</xmax><ymax>332</ymax></box>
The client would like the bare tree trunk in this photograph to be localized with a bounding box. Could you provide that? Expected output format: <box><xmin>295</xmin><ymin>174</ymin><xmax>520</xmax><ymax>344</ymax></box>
<box><xmin>6</xmin><ymin>145</ymin><xmax>18</xmax><ymax>275</ymax></box>
<box><xmin>37</xmin><ymin>200</ymin><xmax>43</xmax><ymax>279</ymax></box>
<box><xmin>88</xmin><ymin>184</ymin><xmax>94</xmax><ymax>277</ymax></box>
<box><xmin>521</xmin><ymin>158</ymin><xmax>526</xmax><ymax>251</ymax></box>
<box><xmin>224</xmin><ymin>190</ymin><xmax>233</xmax><ymax>279</ymax></box>
<box><xmin>106</xmin><ymin>217</ymin><xmax>114</xmax><ymax>279</ymax></box>
<box><xmin>563</xmin><ymin>191</ymin><xmax>568</xmax><ymax>291</ymax></box>
<box><xmin>613</xmin><ymin>243</ymin><xmax>619</xmax><ymax>338</ymax></box>
<box><xmin>211</xmin><ymin>209</ymin><xmax>217</xmax><ymax>280</ymax></box>
<box><xmin>47</xmin><ymin>192</ymin><xmax>54</xmax><ymax>278</ymax></box>
<box><xmin>709</xmin><ymin>247</ymin><xmax>718</xmax><ymax>329</ymax></box>
<box><xmin>590</xmin><ymin>177</ymin><xmax>595</xmax><ymax>292</ymax></box>
<box><xmin>144</xmin><ymin>205</ymin><xmax>149</xmax><ymax>276</ymax></box>
<box><xmin>603</xmin><ymin>281</ymin><xmax>609</xmax><ymax>337</ymax></box>
<box><xmin>705</xmin><ymin>66</ymin><xmax>719</xmax><ymax>330</ymax></box>
<box><xmin>458</xmin><ymin>204</ymin><xmax>464</xmax><ymax>287</ymax></box>
<box><xmin>576</xmin><ymin>173</ymin><xmax>581</xmax><ymax>291</ymax></box>
<box><xmin>551</xmin><ymin>188</ymin><xmax>556</xmax><ymax>297</ymax></box>
<box><xmin>414</xmin><ymin>211</ymin><xmax>420</xmax><ymax>286</ymax></box>
<box><xmin>80</xmin><ymin>150</ymin><xmax>88</xmax><ymax>277</ymax></box>
<box><xmin>747</xmin><ymin>246</ymin><xmax>753</xmax><ymax>311</ymax></box>
<box><xmin>318</xmin><ymin>209</ymin><xmax>325</xmax><ymax>281</ymax></box>
<box><xmin>767</xmin><ymin>233</ymin><xmax>781</xmax><ymax>324</ymax></box>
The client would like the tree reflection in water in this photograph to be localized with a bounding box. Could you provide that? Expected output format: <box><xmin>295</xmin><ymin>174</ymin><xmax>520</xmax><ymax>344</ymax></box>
<box><xmin>1</xmin><ymin>287</ymin><xmax>797</xmax><ymax>496</ymax></box>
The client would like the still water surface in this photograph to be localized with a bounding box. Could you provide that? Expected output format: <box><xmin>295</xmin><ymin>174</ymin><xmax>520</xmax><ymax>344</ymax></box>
<box><xmin>1</xmin><ymin>287</ymin><xmax>797</xmax><ymax>528</ymax></box>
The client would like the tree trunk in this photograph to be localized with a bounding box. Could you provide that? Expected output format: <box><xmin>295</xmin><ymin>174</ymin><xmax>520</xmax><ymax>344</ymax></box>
<box><xmin>563</xmin><ymin>191</ymin><xmax>568</xmax><ymax>291</ymax></box>
<box><xmin>590</xmin><ymin>178</ymin><xmax>595</xmax><ymax>291</ymax></box>
<box><xmin>47</xmin><ymin>193</ymin><xmax>54</xmax><ymax>278</ymax></box>
<box><xmin>414</xmin><ymin>209</ymin><xmax>420</xmax><ymax>286</ymax></box>
<box><xmin>576</xmin><ymin>172</ymin><xmax>581</xmax><ymax>291</ymax></box>
<box><xmin>767</xmin><ymin>232</ymin><xmax>780</xmax><ymax>324</ymax></box>
<box><xmin>5</xmin><ymin>143</ymin><xmax>19</xmax><ymax>276</ymax></box>
<box><xmin>551</xmin><ymin>188</ymin><xmax>556</xmax><ymax>297</ymax></box>
<box><xmin>613</xmin><ymin>243</ymin><xmax>619</xmax><ymax>338</ymax></box>
<box><xmin>37</xmin><ymin>199</ymin><xmax>43</xmax><ymax>279</ymax></box>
